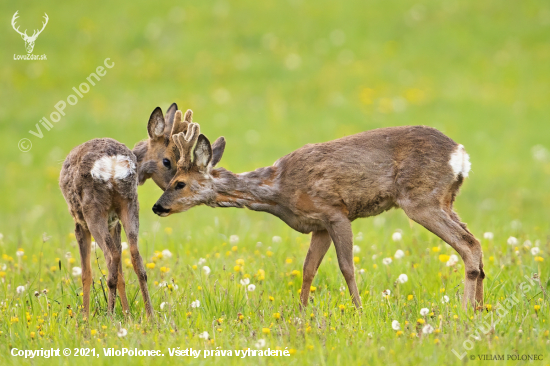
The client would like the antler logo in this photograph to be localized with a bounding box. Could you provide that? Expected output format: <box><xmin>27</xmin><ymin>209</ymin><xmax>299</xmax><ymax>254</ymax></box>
<box><xmin>11</xmin><ymin>11</ymin><xmax>49</xmax><ymax>54</ymax></box>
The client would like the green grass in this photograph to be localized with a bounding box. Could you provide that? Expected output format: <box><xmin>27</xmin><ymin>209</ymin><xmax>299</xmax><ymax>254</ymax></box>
<box><xmin>1</xmin><ymin>0</ymin><xmax>550</xmax><ymax>364</ymax></box>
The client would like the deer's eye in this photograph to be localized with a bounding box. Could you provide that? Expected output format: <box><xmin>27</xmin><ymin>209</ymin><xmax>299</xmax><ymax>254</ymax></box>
<box><xmin>175</xmin><ymin>182</ymin><xmax>186</xmax><ymax>190</ymax></box>
<box><xmin>162</xmin><ymin>158</ymin><xmax>171</xmax><ymax>168</ymax></box>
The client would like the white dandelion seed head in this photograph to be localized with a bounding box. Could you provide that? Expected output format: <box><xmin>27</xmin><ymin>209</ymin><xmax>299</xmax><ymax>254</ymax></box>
<box><xmin>202</xmin><ymin>266</ymin><xmax>211</xmax><ymax>275</ymax></box>
<box><xmin>483</xmin><ymin>232</ymin><xmax>494</xmax><ymax>240</ymax></box>
<box><xmin>382</xmin><ymin>257</ymin><xmax>392</xmax><ymax>265</ymax></box>
<box><xmin>65</xmin><ymin>252</ymin><xmax>72</xmax><ymax>259</ymax></box>
<box><xmin>355</xmin><ymin>232</ymin><xmax>364</xmax><ymax>241</ymax></box>
<box><xmin>197</xmin><ymin>258</ymin><xmax>206</xmax><ymax>266</ymax></box>
<box><xmin>394</xmin><ymin>249</ymin><xmax>405</xmax><ymax>259</ymax></box>
<box><xmin>255</xmin><ymin>339</ymin><xmax>266</xmax><ymax>348</ymax></box>
<box><xmin>531</xmin><ymin>247</ymin><xmax>540</xmax><ymax>255</ymax></box>
<box><xmin>173</xmin><ymin>284</ymin><xmax>179</xmax><ymax>290</ymax></box>
<box><xmin>229</xmin><ymin>235</ymin><xmax>239</xmax><ymax>244</ymax></box>
<box><xmin>158</xmin><ymin>281</ymin><xmax>167</xmax><ymax>288</ymax></box>
<box><xmin>359</xmin><ymin>269</ymin><xmax>366</xmax><ymax>274</ymax></box>
<box><xmin>198</xmin><ymin>331</ymin><xmax>209</xmax><ymax>339</ymax></box>
<box><xmin>442</xmin><ymin>295</ymin><xmax>450</xmax><ymax>303</ymax></box>
<box><xmin>240</xmin><ymin>278</ymin><xmax>250</xmax><ymax>286</ymax></box>
<box><xmin>420</xmin><ymin>308</ymin><xmax>429</xmax><ymax>316</ymax></box>
<box><xmin>160</xmin><ymin>302</ymin><xmax>167</xmax><ymax>310</ymax></box>
<box><xmin>507</xmin><ymin>236</ymin><xmax>518</xmax><ymax>246</ymax></box>
<box><xmin>353</xmin><ymin>245</ymin><xmax>361</xmax><ymax>254</ymax></box>
<box><xmin>247</xmin><ymin>284</ymin><xmax>256</xmax><ymax>292</ymax></box>
<box><xmin>191</xmin><ymin>300</ymin><xmax>201</xmax><ymax>308</ymax></box>
<box><xmin>339</xmin><ymin>286</ymin><xmax>346</xmax><ymax>292</ymax></box>
<box><xmin>1</xmin><ymin>264</ymin><xmax>6</xmax><ymax>271</ymax></box>
<box><xmin>382</xmin><ymin>289</ymin><xmax>391</xmax><ymax>297</ymax></box>
<box><xmin>91</xmin><ymin>241</ymin><xmax>98</xmax><ymax>250</ymax></box>
<box><xmin>372</xmin><ymin>254</ymin><xmax>378</xmax><ymax>260</ymax></box>
<box><xmin>422</xmin><ymin>324</ymin><xmax>434</xmax><ymax>334</ymax></box>
<box><xmin>72</xmin><ymin>267</ymin><xmax>82</xmax><ymax>276</ymax></box>
<box><xmin>397</xmin><ymin>274</ymin><xmax>408</xmax><ymax>284</ymax></box>
<box><xmin>117</xmin><ymin>328</ymin><xmax>128</xmax><ymax>337</ymax></box>
<box><xmin>392</xmin><ymin>320</ymin><xmax>400</xmax><ymax>330</ymax></box>
<box><xmin>446</xmin><ymin>254</ymin><xmax>459</xmax><ymax>267</ymax></box>
<box><xmin>162</xmin><ymin>249</ymin><xmax>172</xmax><ymax>258</ymax></box>
<box><xmin>121</xmin><ymin>242</ymin><xmax>128</xmax><ymax>251</ymax></box>
<box><xmin>272</xmin><ymin>236</ymin><xmax>282</xmax><ymax>244</ymax></box>
<box><xmin>392</xmin><ymin>231</ymin><xmax>402</xmax><ymax>242</ymax></box>
<box><xmin>16</xmin><ymin>250</ymin><xmax>24</xmax><ymax>257</ymax></box>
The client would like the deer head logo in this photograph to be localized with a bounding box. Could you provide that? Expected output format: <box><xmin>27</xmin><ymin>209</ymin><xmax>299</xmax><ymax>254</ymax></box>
<box><xmin>11</xmin><ymin>11</ymin><xmax>49</xmax><ymax>54</ymax></box>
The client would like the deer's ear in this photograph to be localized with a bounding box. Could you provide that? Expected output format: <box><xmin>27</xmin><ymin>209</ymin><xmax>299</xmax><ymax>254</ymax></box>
<box><xmin>211</xmin><ymin>137</ymin><xmax>226</xmax><ymax>167</ymax></box>
<box><xmin>194</xmin><ymin>134</ymin><xmax>212</xmax><ymax>170</ymax></box>
<box><xmin>163</xmin><ymin>103</ymin><xmax>178</xmax><ymax>137</ymax></box>
<box><xmin>147</xmin><ymin>107</ymin><xmax>165</xmax><ymax>140</ymax></box>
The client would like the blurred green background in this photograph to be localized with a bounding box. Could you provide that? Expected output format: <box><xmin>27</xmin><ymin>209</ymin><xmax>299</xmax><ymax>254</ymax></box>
<box><xmin>1</xmin><ymin>0</ymin><xmax>550</xmax><ymax>247</ymax></box>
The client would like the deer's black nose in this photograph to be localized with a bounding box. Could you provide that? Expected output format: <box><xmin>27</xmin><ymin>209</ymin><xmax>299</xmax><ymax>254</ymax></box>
<box><xmin>152</xmin><ymin>203</ymin><xmax>170</xmax><ymax>215</ymax></box>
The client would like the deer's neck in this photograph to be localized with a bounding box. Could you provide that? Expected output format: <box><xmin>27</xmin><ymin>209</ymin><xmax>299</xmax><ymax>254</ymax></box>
<box><xmin>209</xmin><ymin>167</ymin><xmax>280</xmax><ymax>212</ymax></box>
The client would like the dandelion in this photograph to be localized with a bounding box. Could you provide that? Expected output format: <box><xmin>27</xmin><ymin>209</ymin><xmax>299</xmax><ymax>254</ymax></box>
<box><xmin>160</xmin><ymin>302</ymin><xmax>167</xmax><ymax>310</ymax></box>
<box><xmin>422</xmin><ymin>324</ymin><xmax>434</xmax><ymax>334</ymax></box>
<box><xmin>248</xmin><ymin>284</ymin><xmax>256</xmax><ymax>292</ymax></box>
<box><xmin>198</xmin><ymin>258</ymin><xmax>206</xmax><ymax>265</ymax></box>
<box><xmin>16</xmin><ymin>249</ymin><xmax>24</xmax><ymax>257</ymax></box>
<box><xmin>229</xmin><ymin>235</ymin><xmax>239</xmax><ymax>244</ymax></box>
<box><xmin>382</xmin><ymin>257</ymin><xmax>392</xmax><ymax>265</ymax></box>
<box><xmin>394</xmin><ymin>249</ymin><xmax>405</xmax><ymax>259</ymax></box>
<box><xmin>534</xmin><ymin>305</ymin><xmax>541</xmax><ymax>311</ymax></box>
<box><xmin>202</xmin><ymin>266</ymin><xmax>211</xmax><ymax>275</ymax></box>
<box><xmin>353</xmin><ymin>245</ymin><xmax>361</xmax><ymax>254</ymax></box>
<box><xmin>117</xmin><ymin>328</ymin><xmax>128</xmax><ymax>337</ymax></box>
<box><xmin>273</xmin><ymin>312</ymin><xmax>281</xmax><ymax>320</ymax></box>
<box><xmin>146</xmin><ymin>262</ymin><xmax>155</xmax><ymax>269</ymax></box>
<box><xmin>199</xmin><ymin>331</ymin><xmax>209</xmax><ymax>339</ymax></box>
<box><xmin>272</xmin><ymin>236</ymin><xmax>282</xmax><ymax>243</ymax></box>
<box><xmin>392</xmin><ymin>232</ymin><xmax>402</xmax><ymax>242</ymax></box>
<box><xmin>407</xmin><ymin>294</ymin><xmax>414</xmax><ymax>300</ymax></box>
<box><xmin>359</xmin><ymin>269</ymin><xmax>366</xmax><ymax>274</ymax></box>
<box><xmin>442</xmin><ymin>295</ymin><xmax>450</xmax><ymax>303</ymax></box>
<box><xmin>531</xmin><ymin>247</ymin><xmax>540</xmax><ymax>255</ymax></box>
<box><xmin>382</xmin><ymin>289</ymin><xmax>391</xmax><ymax>297</ymax></box>
<box><xmin>392</xmin><ymin>320</ymin><xmax>400</xmax><ymax>330</ymax></box>
<box><xmin>397</xmin><ymin>274</ymin><xmax>408</xmax><ymax>284</ymax></box>
<box><xmin>34</xmin><ymin>291</ymin><xmax>39</xmax><ymax>297</ymax></box>
<box><xmin>438</xmin><ymin>254</ymin><xmax>450</xmax><ymax>263</ymax></box>
<box><xmin>507</xmin><ymin>236</ymin><xmax>518</xmax><ymax>246</ymax></box>
<box><xmin>355</xmin><ymin>232</ymin><xmax>363</xmax><ymax>241</ymax></box>
<box><xmin>240</xmin><ymin>278</ymin><xmax>250</xmax><ymax>286</ymax></box>
<box><xmin>446</xmin><ymin>254</ymin><xmax>459</xmax><ymax>267</ymax></box>
<box><xmin>191</xmin><ymin>300</ymin><xmax>200</xmax><ymax>308</ymax></box>
<box><xmin>255</xmin><ymin>339</ymin><xmax>266</xmax><ymax>348</ymax></box>
<box><xmin>69</xmin><ymin>266</ymin><xmax>82</xmax><ymax>276</ymax></box>
<box><xmin>535</xmin><ymin>256</ymin><xmax>544</xmax><ymax>262</ymax></box>
<box><xmin>262</xmin><ymin>328</ymin><xmax>270</xmax><ymax>334</ymax></box>
<box><xmin>420</xmin><ymin>308</ymin><xmax>429</xmax><ymax>316</ymax></box>
<box><xmin>339</xmin><ymin>285</ymin><xmax>346</xmax><ymax>292</ymax></box>
<box><xmin>523</xmin><ymin>240</ymin><xmax>532</xmax><ymax>248</ymax></box>
<box><xmin>162</xmin><ymin>249</ymin><xmax>172</xmax><ymax>258</ymax></box>
<box><xmin>483</xmin><ymin>232</ymin><xmax>494</xmax><ymax>240</ymax></box>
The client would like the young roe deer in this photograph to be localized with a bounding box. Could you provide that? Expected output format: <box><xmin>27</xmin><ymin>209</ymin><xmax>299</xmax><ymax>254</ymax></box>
<box><xmin>59</xmin><ymin>104</ymin><xmax>197</xmax><ymax>318</ymax></box>
<box><xmin>153</xmin><ymin>126</ymin><xmax>484</xmax><ymax>310</ymax></box>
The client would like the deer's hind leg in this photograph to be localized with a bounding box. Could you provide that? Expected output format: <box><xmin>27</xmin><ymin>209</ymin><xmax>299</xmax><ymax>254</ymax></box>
<box><xmin>110</xmin><ymin>222</ymin><xmax>130</xmax><ymax>314</ymax></box>
<box><xmin>400</xmin><ymin>201</ymin><xmax>482</xmax><ymax>310</ymax></box>
<box><xmin>75</xmin><ymin>222</ymin><xmax>92</xmax><ymax>319</ymax></box>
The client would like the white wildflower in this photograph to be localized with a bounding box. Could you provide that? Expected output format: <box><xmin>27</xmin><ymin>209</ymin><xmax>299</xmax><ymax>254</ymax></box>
<box><xmin>483</xmin><ymin>232</ymin><xmax>494</xmax><ymax>240</ymax></box>
<box><xmin>247</xmin><ymin>284</ymin><xmax>256</xmax><ymax>292</ymax></box>
<box><xmin>158</xmin><ymin>281</ymin><xmax>167</xmax><ymax>288</ymax></box>
<box><xmin>16</xmin><ymin>249</ymin><xmax>24</xmax><ymax>257</ymax></box>
<box><xmin>339</xmin><ymin>285</ymin><xmax>346</xmax><ymax>292</ymax></box>
<box><xmin>382</xmin><ymin>289</ymin><xmax>391</xmax><ymax>297</ymax></box>
<box><xmin>117</xmin><ymin>328</ymin><xmax>128</xmax><ymax>337</ymax></box>
<box><xmin>382</xmin><ymin>257</ymin><xmax>392</xmax><ymax>265</ymax></box>
<box><xmin>91</xmin><ymin>241</ymin><xmax>98</xmax><ymax>250</ymax></box>
<box><xmin>65</xmin><ymin>252</ymin><xmax>72</xmax><ymax>259</ymax></box>
<box><xmin>391</xmin><ymin>320</ymin><xmax>400</xmax><ymax>330</ymax></box>
<box><xmin>229</xmin><ymin>235</ymin><xmax>239</xmax><ymax>244</ymax></box>
<box><xmin>446</xmin><ymin>254</ymin><xmax>459</xmax><ymax>267</ymax></box>
<box><xmin>422</xmin><ymin>324</ymin><xmax>434</xmax><ymax>334</ymax></box>
<box><xmin>191</xmin><ymin>300</ymin><xmax>200</xmax><ymax>308</ymax></box>
<box><xmin>372</xmin><ymin>254</ymin><xmax>378</xmax><ymax>260</ymax></box>
<box><xmin>255</xmin><ymin>339</ymin><xmax>266</xmax><ymax>348</ymax></box>
<box><xmin>420</xmin><ymin>308</ymin><xmax>429</xmax><ymax>316</ymax></box>
<box><xmin>397</xmin><ymin>274</ymin><xmax>408</xmax><ymax>284</ymax></box>
<box><xmin>199</xmin><ymin>331</ymin><xmax>209</xmax><ymax>339</ymax></box>
<box><xmin>202</xmin><ymin>266</ymin><xmax>211</xmax><ymax>275</ymax></box>
<box><xmin>198</xmin><ymin>258</ymin><xmax>206</xmax><ymax>265</ymax></box>
<box><xmin>162</xmin><ymin>249</ymin><xmax>172</xmax><ymax>258</ymax></box>
<box><xmin>442</xmin><ymin>295</ymin><xmax>450</xmax><ymax>303</ymax></box>
<box><xmin>523</xmin><ymin>240</ymin><xmax>532</xmax><ymax>248</ymax></box>
<box><xmin>359</xmin><ymin>269</ymin><xmax>365</xmax><ymax>274</ymax></box>
<box><xmin>272</xmin><ymin>236</ymin><xmax>282</xmax><ymax>244</ymax></box>
<box><xmin>392</xmin><ymin>231</ymin><xmax>402</xmax><ymax>242</ymax></box>
<box><xmin>121</xmin><ymin>242</ymin><xmax>128</xmax><ymax>251</ymax></box>
<box><xmin>394</xmin><ymin>249</ymin><xmax>405</xmax><ymax>259</ymax></box>
<box><xmin>355</xmin><ymin>232</ymin><xmax>363</xmax><ymax>241</ymax></box>
<box><xmin>531</xmin><ymin>247</ymin><xmax>540</xmax><ymax>255</ymax></box>
<box><xmin>240</xmin><ymin>278</ymin><xmax>250</xmax><ymax>286</ymax></box>
<box><xmin>507</xmin><ymin>236</ymin><xmax>518</xmax><ymax>245</ymax></box>
<box><xmin>160</xmin><ymin>302</ymin><xmax>167</xmax><ymax>310</ymax></box>
<box><xmin>72</xmin><ymin>267</ymin><xmax>82</xmax><ymax>276</ymax></box>
<box><xmin>353</xmin><ymin>245</ymin><xmax>361</xmax><ymax>254</ymax></box>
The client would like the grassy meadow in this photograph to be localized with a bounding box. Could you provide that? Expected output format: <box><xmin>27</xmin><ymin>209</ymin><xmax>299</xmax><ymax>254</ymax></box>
<box><xmin>1</xmin><ymin>0</ymin><xmax>550</xmax><ymax>364</ymax></box>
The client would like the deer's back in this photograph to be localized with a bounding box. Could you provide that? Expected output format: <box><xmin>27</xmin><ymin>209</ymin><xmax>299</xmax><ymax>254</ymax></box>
<box><xmin>59</xmin><ymin>138</ymin><xmax>138</xmax><ymax>224</ymax></box>
<box><xmin>274</xmin><ymin>126</ymin><xmax>461</xmax><ymax>221</ymax></box>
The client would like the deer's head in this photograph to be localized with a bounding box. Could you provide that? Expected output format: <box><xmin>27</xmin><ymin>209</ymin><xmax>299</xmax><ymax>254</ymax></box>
<box><xmin>153</xmin><ymin>130</ymin><xmax>226</xmax><ymax>216</ymax></box>
<box><xmin>12</xmin><ymin>11</ymin><xmax>48</xmax><ymax>54</ymax></box>
<box><xmin>133</xmin><ymin>104</ymin><xmax>196</xmax><ymax>190</ymax></box>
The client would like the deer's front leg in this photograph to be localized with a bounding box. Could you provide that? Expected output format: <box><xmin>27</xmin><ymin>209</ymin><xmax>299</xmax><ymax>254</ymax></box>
<box><xmin>326</xmin><ymin>218</ymin><xmax>362</xmax><ymax>309</ymax></box>
<box><xmin>300</xmin><ymin>230</ymin><xmax>332</xmax><ymax>308</ymax></box>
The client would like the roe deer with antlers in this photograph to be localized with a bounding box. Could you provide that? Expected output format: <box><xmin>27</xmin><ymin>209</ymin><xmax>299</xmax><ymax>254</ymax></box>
<box><xmin>153</xmin><ymin>126</ymin><xmax>484</xmax><ymax>310</ymax></box>
<box><xmin>60</xmin><ymin>104</ymin><xmax>197</xmax><ymax>318</ymax></box>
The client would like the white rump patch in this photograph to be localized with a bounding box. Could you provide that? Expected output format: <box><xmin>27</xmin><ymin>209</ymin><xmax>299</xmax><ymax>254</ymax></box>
<box><xmin>91</xmin><ymin>155</ymin><xmax>136</xmax><ymax>182</ymax></box>
<box><xmin>449</xmin><ymin>144</ymin><xmax>471</xmax><ymax>178</ymax></box>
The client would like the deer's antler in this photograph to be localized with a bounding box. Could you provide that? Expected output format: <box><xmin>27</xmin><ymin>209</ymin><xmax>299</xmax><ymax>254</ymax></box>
<box><xmin>11</xmin><ymin>11</ymin><xmax>28</xmax><ymax>38</ymax></box>
<box><xmin>173</xmin><ymin>122</ymin><xmax>200</xmax><ymax>169</ymax></box>
<box><xmin>170</xmin><ymin>109</ymin><xmax>194</xmax><ymax>136</ymax></box>
<box><xmin>29</xmin><ymin>13</ymin><xmax>48</xmax><ymax>40</ymax></box>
